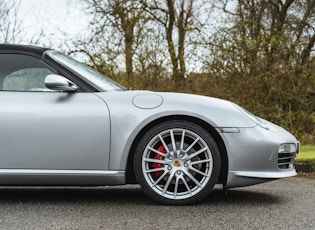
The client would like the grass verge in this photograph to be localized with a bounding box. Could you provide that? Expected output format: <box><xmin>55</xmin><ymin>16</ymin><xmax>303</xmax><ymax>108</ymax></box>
<box><xmin>296</xmin><ymin>144</ymin><xmax>315</xmax><ymax>169</ymax></box>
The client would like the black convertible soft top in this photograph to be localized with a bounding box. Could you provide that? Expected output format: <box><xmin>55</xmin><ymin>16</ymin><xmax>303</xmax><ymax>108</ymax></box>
<box><xmin>0</xmin><ymin>44</ymin><xmax>51</xmax><ymax>56</ymax></box>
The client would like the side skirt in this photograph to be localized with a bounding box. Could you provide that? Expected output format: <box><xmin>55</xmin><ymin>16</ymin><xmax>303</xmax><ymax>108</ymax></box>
<box><xmin>0</xmin><ymin>169</ymin><xmax>125</xmax><ymax>186</ymax></box>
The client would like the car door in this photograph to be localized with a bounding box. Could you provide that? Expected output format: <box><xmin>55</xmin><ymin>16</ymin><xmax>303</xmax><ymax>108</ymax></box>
<box><xmin>0</xmin><ymin>53</ymin><xmax>110</xmax><ymax>171</ymax></box>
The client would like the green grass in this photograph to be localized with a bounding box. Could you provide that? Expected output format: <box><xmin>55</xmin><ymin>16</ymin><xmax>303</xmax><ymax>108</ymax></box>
<box><xmin>296</xmin><ymin>145</ymin><xmax>315</xmax><ymax>168</ymax></box>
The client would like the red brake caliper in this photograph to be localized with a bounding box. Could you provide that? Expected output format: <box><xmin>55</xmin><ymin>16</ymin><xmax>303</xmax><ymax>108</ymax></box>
<box><xmin>153</xmin><ymin>145</ymin><xmax>166</xmax><ymax>176</ymax></box>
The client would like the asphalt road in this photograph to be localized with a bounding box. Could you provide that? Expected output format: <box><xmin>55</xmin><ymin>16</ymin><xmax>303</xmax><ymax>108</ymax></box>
<box><xmin>0</xmin><ymin>176</ymin><xmax>314</xmax><ymax>230</ymax></box>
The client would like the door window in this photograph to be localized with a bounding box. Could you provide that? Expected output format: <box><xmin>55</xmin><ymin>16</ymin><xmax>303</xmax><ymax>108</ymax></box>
<box><xmin>0</xmin><ymin>54</ymin><xmax>56</xmax><ymax>91</ymax></box>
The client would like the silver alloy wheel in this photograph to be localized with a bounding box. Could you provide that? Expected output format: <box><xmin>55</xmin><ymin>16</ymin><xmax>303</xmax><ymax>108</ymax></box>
<box><xmin>141</xmin><ymin>128</ymin><xmax>214</xmax><ymax>200</ymax></box>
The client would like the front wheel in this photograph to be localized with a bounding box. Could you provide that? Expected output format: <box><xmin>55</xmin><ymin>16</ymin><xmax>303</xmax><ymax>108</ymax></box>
<box><xmin>134</xmin><ymin>120</ymin><xmax>221</xmax><ymax>205</ymax></box>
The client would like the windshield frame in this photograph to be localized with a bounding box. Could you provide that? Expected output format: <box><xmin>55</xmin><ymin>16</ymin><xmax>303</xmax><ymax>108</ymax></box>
<box><xmin>45</xmin><ymin>50</ymin><xmax>125</xmax><ymax>92</ymax></box>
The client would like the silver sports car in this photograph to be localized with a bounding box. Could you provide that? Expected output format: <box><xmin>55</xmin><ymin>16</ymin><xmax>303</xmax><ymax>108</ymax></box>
<box><xmin>0</xmin><ymin>44</ymin><xmax>299</xmax><ymax>205</ymax></box>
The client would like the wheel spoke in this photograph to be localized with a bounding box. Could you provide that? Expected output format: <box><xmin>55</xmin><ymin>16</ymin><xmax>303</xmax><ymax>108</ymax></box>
<box><xmin>147</xmin><ymin>146</ymin><xmax>166</xmax><ymax>157</ymax></box>
<box><xmin>186</xmin><ymin>147</ymin><xmax>209</xmax><ymax>160</ymax></box>
<box><xmin>163</xmin><ymin>171</ymin><xmax>175</xmax><ymax>195</ymax></box>
<box><xmin>158</xmin><ymin>134</ymin><xmax>170</xmax><ymax>153</ymax></box>
<box><xmin>174</xmin><ymin>176</ymin><xmax>180</xmax><ymax>198</ymax></box>
<box><xmin>152</xmin><ymin>170</ymin><xmax>169</xmax><ymax>187</ymax></box>
<box><xmin>182</xmin><ymin>177</ymin><xmax>192</xmax><ymax>195</ymax></box>
<box><xmin>170</xmin><ymin>129</ymin><xmax>177</xmax><ymax>151</ymax></box>
<box><xmin>184</xmin><ymin>137</ymin><xmax>200</xmax><ymax>153</ymax></box>
<box><xmin>180</xmin><ymin>130</ymin><xmax>185</xmax><ymax>151</ymax></box>
<box><xmin>190</xmin><ymin>158</ymin><xmax>212</xmax><ymax>165</ymax></box>
<box><xmin>189</xmin><ymin>166</ymin><xmax>209</xmax><ymax>177</ymax></box>
<box><xmin>143</xmin><ymin>157</ymin><xmax>168</xmax><ymax>165</ymax></box>
<box><xmin>184</xmin><ymin>170</ymin><xmax>202</xmax><ymax>187</ymax></box>
<box><xmin>144</xmin><ymin>167</ymin><xmax>165</xmax><ymax>173</ymax></box>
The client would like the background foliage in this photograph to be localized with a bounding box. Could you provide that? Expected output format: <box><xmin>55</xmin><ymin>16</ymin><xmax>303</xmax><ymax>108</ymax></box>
<box><xmin>1</xmin><ymin>0</ymin><xmax>315</xmax><ymax>143</ymax></box>
<box><xmin>75</xmin><ymin>0</ymin><xmax>315</xmax><ymax>143</ymax></box>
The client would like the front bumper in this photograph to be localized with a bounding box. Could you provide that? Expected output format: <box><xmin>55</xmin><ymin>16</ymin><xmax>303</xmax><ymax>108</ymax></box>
<box><xmin>220</xmin><ymin>121</ymin><xmax>298</xmax><ymax>188</ymax></box>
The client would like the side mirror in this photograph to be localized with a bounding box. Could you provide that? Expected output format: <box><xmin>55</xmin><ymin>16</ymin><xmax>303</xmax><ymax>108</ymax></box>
<box><xmin>45</xmin><ymin>74</ymin><xmax>78</xmax><ymax>92</ymax></box>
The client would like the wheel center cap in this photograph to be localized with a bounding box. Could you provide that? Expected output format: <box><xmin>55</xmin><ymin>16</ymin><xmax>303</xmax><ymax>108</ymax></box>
<box><xmin>174</xmin><ymin>160</ymin><xmax>181</xmax><ymax>167</ymax></box>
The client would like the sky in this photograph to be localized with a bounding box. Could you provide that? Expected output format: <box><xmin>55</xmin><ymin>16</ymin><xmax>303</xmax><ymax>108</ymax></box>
<box><xmin>16</xmin><ymin>0</ymin><xmax>237</xmax><ymax>69</ymax></box>
<box><xmin>17</xmin><ymin>0</ymin><xmax>237</xmax><ymax>47</ymax></box>
<box><xmin>19</xmin><ymin>0</ymin><xmax>89</xmax><ymax>46</ymax></box>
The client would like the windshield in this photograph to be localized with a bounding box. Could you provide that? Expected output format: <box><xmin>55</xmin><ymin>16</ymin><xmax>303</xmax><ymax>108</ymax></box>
<box><xmin>46</xmin><ymin>50</ymin><xmax>125</xmax><ymax>91</ymax></box>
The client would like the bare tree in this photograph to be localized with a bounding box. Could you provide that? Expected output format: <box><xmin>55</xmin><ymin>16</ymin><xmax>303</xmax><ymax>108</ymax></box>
<box><xmin>217</xmin><ymin>0</ymin><xmax>315</xmax><ymax>69</ymax></box>
<box><xmin>0</xmin><ymin>0</ymin><xmax>22</xmax><ymax>43</ymax></box>
<box><xmin>79</xmin><ymin>0</ymin><xmax>147</xmax><ymax>86</ymax></box>
<box><xmin>0</xmin><ymin>0</ymin><xmax>46</xmax><ymax>45</ymax></box>
<box><xmin>204</xmin><ymin>0</ymin><xmax>315</xmax><ymax>140</ymax></box>
<box><xmin>142</xmin><ymin>0</ymin><xmax>209</xmax><ymax>83</ymax></box>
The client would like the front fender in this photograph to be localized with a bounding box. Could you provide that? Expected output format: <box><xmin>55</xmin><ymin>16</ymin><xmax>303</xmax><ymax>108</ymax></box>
<box><xmin>95</xmin><ymin>91</ymin><xmax>255</xmax><ymax>170</ymax></box>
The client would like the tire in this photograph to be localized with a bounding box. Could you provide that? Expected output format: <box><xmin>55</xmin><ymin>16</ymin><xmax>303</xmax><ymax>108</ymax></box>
<box><xmin>134</xmin><ymin>120</ymin><xmax>221</xmax><ymax>205</ymax></box>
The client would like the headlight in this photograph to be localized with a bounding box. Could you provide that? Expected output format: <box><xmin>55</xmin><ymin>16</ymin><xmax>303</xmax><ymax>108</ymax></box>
<box><xmin>233</xmin><ymin>103</ymin><xmax>269</xmax><ymax>129</ymax></box>
<box><xmin>279</xmin><ymin>144</ymin><xmax>297</xmax><ymax>153</ymax></box>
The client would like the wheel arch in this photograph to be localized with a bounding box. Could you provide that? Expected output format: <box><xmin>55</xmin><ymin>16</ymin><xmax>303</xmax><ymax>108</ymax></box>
<box><xmin>125</xmin><ymin>115</ymin><xmax>228</xmax><ymax>186</ymax></box>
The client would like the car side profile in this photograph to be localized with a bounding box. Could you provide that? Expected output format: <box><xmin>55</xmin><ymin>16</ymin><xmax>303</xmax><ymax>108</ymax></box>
<box><xmin>0</xmin><ymin>44</ymin><xmax>299</xmax><ymax>205</ymax></box>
